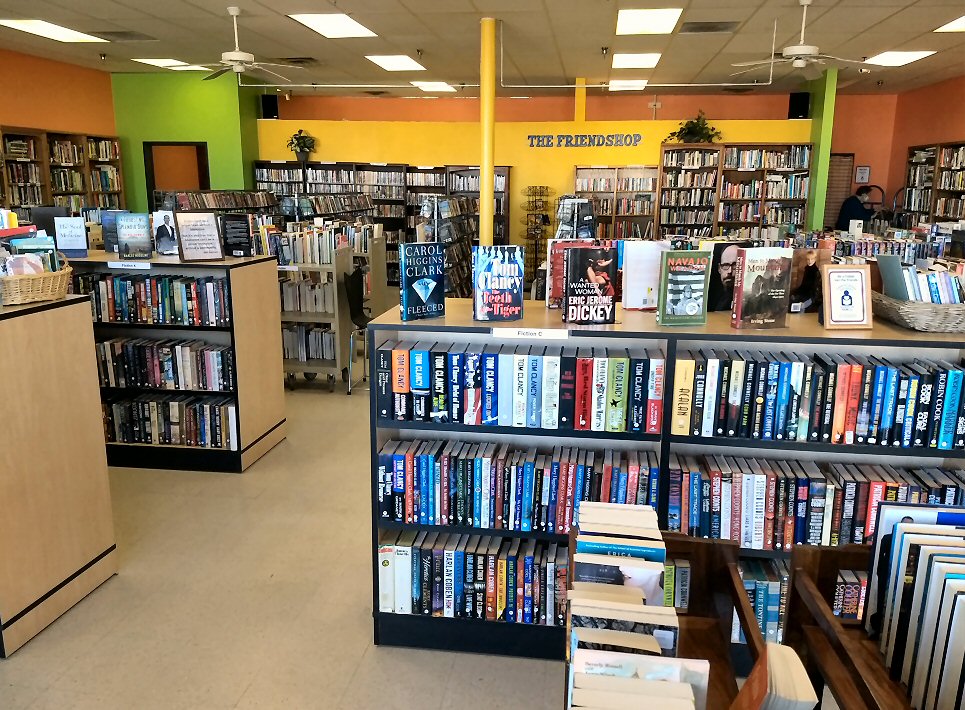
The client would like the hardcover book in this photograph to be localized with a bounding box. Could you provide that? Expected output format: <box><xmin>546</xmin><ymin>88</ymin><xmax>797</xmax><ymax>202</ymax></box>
<box><xmin>622</xmin><ymin>240</ymin><xmax>671</xmax><ymax>310</ymax></box>
<box><xmin>731</xmin><ymin>247</ymin><xmax>793</xmax><ymax>329</ymax></box>
<box><xmin>656</xmin><ymin>250</ymin><xmax>711</xmax><ymax>326</ymax></box>
<box><xmin>116</xmin><ymin>213</ymin><xmax>152</xmax><ymax>259</ymax></box>
<box><xmin>472</xmin><ymin>245</ymin><xmax>524</xmax><ymax>321</ymax></box>
<box><xmin>563</xmin><ymin>246</ymin><xmax>618</xmax><ymax>324</ymax></box>
<box><xmin>399</xmin><ymin>242</ymin><xmax>446</xmax><ymax>321</ymax></box>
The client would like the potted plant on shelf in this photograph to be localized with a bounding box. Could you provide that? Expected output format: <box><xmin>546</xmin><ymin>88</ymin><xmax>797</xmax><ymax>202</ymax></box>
<box><xmin>666</xmin><ymin>110</ymin><xmax>722</xmax><ymax>143</ymax></box>
<box><xmin>287</xmin><ymin>129</ymin><xmax>316</xmax><ymax>162</ymax></box>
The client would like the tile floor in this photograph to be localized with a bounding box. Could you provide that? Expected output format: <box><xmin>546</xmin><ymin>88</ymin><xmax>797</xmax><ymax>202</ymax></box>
<box><xmin>1</xmin><ymin>389</ymin><xmax>562</xmax><ymax>709</ymax></box>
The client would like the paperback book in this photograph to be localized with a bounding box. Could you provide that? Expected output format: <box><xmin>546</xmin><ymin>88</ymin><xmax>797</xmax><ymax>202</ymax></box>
<box><xmin>731</xmin><ymin>247</ymin><xmax>793</xmax><ymax>329</ymax></box>
<box><xmin>116</xmin><ymin>213</ymin><xmax>152</xmax><ymax>259</ymax></box>
<box><xmin>622</xmin><ymin>240</ymin><xmax>671</xmax><ymax>311</ymax></box>
<box><xmin>472</xmin><ymin>245</ymin><xmax>524</xmax><ymax>321</ymax></box>
<box><xmin>563</xmin><ymin>246</ymin><xmax>618</xmax><ymax>324</ymax></box>
<box><xmin>656</xmin><ymin>250</ymin><xmax>711</xmax><ymax>326</ymax></box>
<box><xmin>399</xmin><ymin>242</ymin><xmax>445</xmax><ymax>321</ymax></box>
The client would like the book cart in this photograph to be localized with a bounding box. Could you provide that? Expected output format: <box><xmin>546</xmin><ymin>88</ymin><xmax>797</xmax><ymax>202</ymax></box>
<box><xmin>367</xmin><ymin>301</ymin><xmax>964</xmax><ymax>662</ymax></box>
<box><xmin>71</xmin><ymin>252</ymin><xmax>286</xmax><ymax>472</ymax></box>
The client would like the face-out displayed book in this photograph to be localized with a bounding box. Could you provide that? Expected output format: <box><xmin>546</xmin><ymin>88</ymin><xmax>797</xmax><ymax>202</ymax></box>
<box><xmin>656</xmin><ymin>250</ymin><xmax>711</xmax><ymax>326</ymax></box>
<box><xmin>116</xmin><ymin>213</ymin><xmax>153</xmax><ymax>259</ymax></box>
<box><xmin>472</xmin><ymin>245</ymin><xmax>524</xmax><ymax>321</ymax></box>
<box><xmin>399</xmin><ymin>242</ymin><xmax>445</xmax><ymax>322</ymax></box>
<box><xmin>100</xmin><ymin>209</ymin><xmax>130</xmax><ymax>254</ymax></box>
<box><xmin>563</xmin><ymin>245</ymin><xmax>618</xmax><ymax>324</ymax></box>
<box><xmin>622</xmin><ymin>240</ymin><xmax>671</xmax><ymax>311</ymax></box>
<box><xmin>731</xmin><ymin>247</ymin><xmax>793</xmax><ymax>329</ymax></box>
<box><xmin>546</xmin><ymin>238</ymin><xmax>600</xmax><ymax>309</ymax></box>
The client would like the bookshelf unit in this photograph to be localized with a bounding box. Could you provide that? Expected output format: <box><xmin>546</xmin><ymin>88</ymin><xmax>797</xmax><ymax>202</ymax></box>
<box><xmin>71</xmin><ymin>253</ymin><xmax>286</xmax><ymax>472</ymax></box>
<box><xmin>404</xmin><ymin>165</ymin><xmax>447</xmax><ymax>243</ymax></box>
<box><xmin>573</xmin><ymin>166</ymin><xmax>658</xmax><ymax>239</ymax></box>
<box><xmin>0</xmin><ymin>296</ymin><xmax>117</xmax><ymax>656</ymax></box>
<box><xmin>658</xmin><ymin>144</ymin><xmax>723</xmax><ymax>239</ymax></box>
<box><xmin>574</xmin><ymin>166</ymin><xmax>616</xmax><ymax>238</ymax></box>
<box><xmin>903</xmin><ymin>144</ymin><xmax>937</xmax><ymax>224</ymax></box>
<box><xmin>935</xmin><ymin>141</ymin><xmax>965</xmax><ymax>221</ymax></box>
<box><xmin>2</xmin><ymin>127</ymin><xmax>48</xmax><ymax>216</ymax></box>
<box><xmin>447</xmin><ymin>165</ymin><xmax>511</xmax><ymax>245</ymax></box>
<box><xmin>367</xmin><ymin>300</ymin><xmax>964</xmax><ymax>659</ymax></box>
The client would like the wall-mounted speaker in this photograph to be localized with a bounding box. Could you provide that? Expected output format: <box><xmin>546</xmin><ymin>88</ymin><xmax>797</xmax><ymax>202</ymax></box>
<box><xmin>260</xmin><ymin>94</ymin><xmax>279</xmax><ymax>120</ymax></box>
<box><xmin>788</xmin><ymin>92</ymin><xmax>810</xmax><ymax>120</ymax></box>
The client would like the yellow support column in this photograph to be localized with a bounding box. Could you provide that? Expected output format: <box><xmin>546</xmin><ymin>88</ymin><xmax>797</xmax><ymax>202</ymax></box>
<box><xmin>574</xmin><ymin>77</ymin><xmax>586</xmax><ymax>122</ymax></box>
<box><xmin>479</xmin><ymin>17</ymin><xmax>496</xmax><ymax>247</ymax></box>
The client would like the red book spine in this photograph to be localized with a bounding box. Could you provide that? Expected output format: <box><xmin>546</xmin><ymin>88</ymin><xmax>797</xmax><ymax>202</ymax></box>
<box><xmin>730</xmin><ymin>248</ymin><xmax>746</xmax><ymax>328</ymax></box>
<box><xmin>626</xmin><ymin>461</ymin><xmax>639</xmax><ymax>506</ymax></box>
<box><xmin>576</xmin><ymin>358</ymin><xmax>593</xmax><ymax>430</ymax></box>
<box><xmin>601</xmin><ymin>461</ymin><xmax>613</xmax><ymax>504</ymax></box>
<box><xmin>731</xmin><ymin>471</ymin><xmax>743</xmax><ymax>546</ymax></box>
<box><xmin>645</xmin><ymin>359</ymin><xmax>664</xmax><ymax>434</ymax></box>
<box><xmin>404</xmin><ymin>450</ymin><xmax>415</xmax><ymax>524</ymax></box>
<box><xmin>865</xmin><ymin>481</ymin><xmax>887</xmax><ymax>538</ymax></box>
<box><xmin>764</xmin><ymin>471</ymin><xmax>777</xmax><ymax>550</ymax></box>
<box><xmin>440</xmin><ymin>453</ymin><xmax>450</xmax><ymax>526</ymax></box>
<box><xmin>191</xmin><ymin>282</ymin><xmax>201</xmax><ymax>326</ymax></box>
<box><xmin>843</xmin><ymin>364</ymin><xmax>863</xmax><ymax>444</ymax></box>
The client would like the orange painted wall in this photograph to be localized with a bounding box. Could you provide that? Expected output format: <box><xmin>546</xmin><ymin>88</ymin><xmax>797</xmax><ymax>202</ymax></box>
<box><xmin>886</xmin><ymin>75</ymin><xmax>965</xmax><ymax>197</ymax></box>
<box><xmin>586</xmin><ymin>93</ymin><xmax>792</xmax><ymax>121</ymax></box>
<box><xmin>0</xmin><ymin>49</ymin><xmax>115</xmax><ymax>136</ymax></box>
<box><xmin>831</xmin><ymin>93</ymin><xmax>898</xmax><ymax>196</ymax></box>
<box><xmin>278</xmin><ymin>95</ymin><xmax>573</xmax><ymax>122</ymax></box>
<box><xmin>151</xmin><ymin>145</ymin><xmax>202</xmax><ymax>191</ymax></box>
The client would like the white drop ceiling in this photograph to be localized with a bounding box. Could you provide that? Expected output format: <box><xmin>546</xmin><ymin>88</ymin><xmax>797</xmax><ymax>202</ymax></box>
<box><xmin>0</xmin><ymin>0</ymin><xmax>962</xmax><ymax>95</ymax></box>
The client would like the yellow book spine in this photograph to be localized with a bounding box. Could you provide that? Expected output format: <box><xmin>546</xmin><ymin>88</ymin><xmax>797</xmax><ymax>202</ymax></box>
<box><xmin>672</xmin><ymin>355</ymin><xmax>695</xmax><ymax>435</ymax></box>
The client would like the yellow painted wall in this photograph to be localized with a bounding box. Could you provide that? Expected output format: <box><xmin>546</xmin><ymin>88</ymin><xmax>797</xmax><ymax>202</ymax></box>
<box><xmin>257</xmin><ymin>119</ymin><xmax>812</xmax><ymax>244</ymax></box>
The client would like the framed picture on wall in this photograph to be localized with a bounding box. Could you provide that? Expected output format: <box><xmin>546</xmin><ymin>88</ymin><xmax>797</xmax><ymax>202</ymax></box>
<box><xmin>821</xmin><ymin>263</ymin><xmax>872</xmax><ymax>329</ymax></box>
<box><xmin>855</xmin><ymin>166</ymin><xmax>871</xmax><ymax>184</ymax></box>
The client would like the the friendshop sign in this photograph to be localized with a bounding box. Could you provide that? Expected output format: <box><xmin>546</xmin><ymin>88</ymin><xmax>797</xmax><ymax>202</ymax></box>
<box><xmin>527</xmin><ymin>133</ymin><xmax>643</xmax><ymax>148</ymax></box>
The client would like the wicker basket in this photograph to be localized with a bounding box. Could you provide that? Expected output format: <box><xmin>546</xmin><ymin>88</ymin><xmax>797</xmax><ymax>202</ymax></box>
<box><xmin>871</xmin><ymin>290</ymin><xmax>965</xmax><ymax>333</ymax></box>
<box><xmin>0</xmin><ymin>258</ymin><xmax>72</xmax><ymax>306</ymax></box>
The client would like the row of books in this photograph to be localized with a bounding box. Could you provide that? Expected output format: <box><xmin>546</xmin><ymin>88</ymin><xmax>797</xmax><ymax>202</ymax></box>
<box><xmin>254</xmin><ymin>180</ymin><xmax>298</xmax><ymax>195</ymax></box>
<box><xmin>448</xmin><ymin>172</ymin><xmax>507</xmax><ymax>192</ymax></box>
<box><xmin>670</xmin><ymin>350</ymin><xmax>965</xmax><ymax>451</ymax></box>
<box><xmin>405</xmin><ymin>171</ymin><xmax>446</xmax><ymax>187</ymax></box>
<box><xmin>615</xmin><ymin>219</ymin><xmax>654</xmax><ymax>239</ymax></box>
<box><xmin>833</xmin><ymin>235</ymin><xmax>943</xmax><ymax>263</ymax></box>
<box><xmin>658</xmin><ymin>210</ymin><xmax>712</xmax><ymax>225</ymax></box>
<box><xmin>305</xmin><ymin>167</ymin><xmax>354</xmax><ymax>184</ymax></box>
<box><xmin>282</xmin><ymin>324</ymin><xmax>335</xmax><ymax>363</ymax></box>
<box><xmin>660</xmin><ymin>190</ymin><xmax>715</xmax><ymax>206</ymax></box>
<box><xmin>275</xmin><ymin>225</ymin><xmax>343</xmax><ymax>266</ymax></box>
<box><xmin>49</xmin><ymin>139</ymin><xmax>84</xmax><ymax>165</ymax></box>
<box><xmin>95</xmin><ymin>338</ymin><xmax>234</xmax><ymax>392</ymax></box>
<box><xmin>255</xmin><ymin>166</ymin><xmax>303</xmax><ymax>181</ymax></box>
<box><xmin>10</xmin><ymin>185</ymin><xmax>42</xmax><ymax>206</ymax></box>
<box><xmin>302</xmin><ymin>193</ymin><xmax>374</xmax><ymax>215</ymax></box>
<box><xmin>377</xmin><ymin>438</ymin><xmax>660</xmax><ymax>532</ymax></box>
<box><xmin>764</xmin><ymin>174</ymin><xmax>809</xmax><ymax>199</ymax></box>
<box><xmin>937</xmin><ymin>170</ymin><xmax>965</xmax><ymax>191</ymax></box>
<box><xmin>723</xmin><ymin>146</ymin><xmax>810</xmax><ymax>171</ymax></box>
<box><xmin>103</xmin><ymin>395</ymin><xmax>238</xmax><ymax>449</ymax></box>
<box><xmin>721</xmin><ymin>180</ymin><xmax>763</xmax><ymax>199</ymax></box>
<box><xmin>618</xmin><ymin>176</ymin><xmax>657</xmax><ymax>191</ymax></box>
<box><xmin>74</xmin><ymin>273</ymin><xmax>231</xmax><ymax>327</ymax></box>
<box><xmin>356</xmin><ymin>169</ymin><xmax>404</xmax><ymax>186</ymax></box>
<box><xmin>51</xmin><ymin>168</ymin><xmax>84</xmax><ymax>193</ymax></box>
<box><xmin>87</xmin><ymin>138</ymin><xmax>121</xmax><ymax>162</ymax></box>
<box><xmin>936</xmin><ymin>197</ymin><xmax>964</xmax><ymax>219</ymax></box>
<box><xmin>93</xmin><ymin>193</ymin><xmax>121</xmax><ymax>209</ymax></box>
<box><xmin>377</xmin><ymin>531</ymin><xmax>567</xmax><ymax>624</ymax></box>
<box><xmin>831</xmin><ymin>568</ymin><xmax>868</xmax><ymax>620</ymax></box>
<box><xmin>904</xmin><ymin>187</ymin><xmax>933</xmax><ymax>212</ymax></box>
<box><xmin>376</xmin><ymin>341</ymin><xmax>665</xmax><ymax>433</ymax></box>
<box><xmin>373</xmin><ymin>204</ymin><xmax>405</xmax><ymax>217</ymax></box>
<box><xmin>166</xmin><ymin>191</ymin><xmax>276</xmax><ymax>210</ymax></box>
<box><xmin>90</xmin><ymin>165</ymin><xmax>121</xmax><ymax>193</ymax></box>
<box><xmin>279</xmin><ymin>274</ymin><xmax>335</xmax><ymax>314</ymax></box>
<box><xmin>940</xmin><ymin>145</ymin><xmax>965</xmax><ymax>169</ymax></box>
<box><xmin>663</xmin><ymin>149</ymin><xmax>719</xmax><ymax>169</ymax></box>
<box><xmin>576</xmin><ymin>177</ymin><xmax>614</xmax><ymax>192</ymax></box>
<box><xmin>661</xmin><ymin>172</ymin><xmax>717</xmax><ymax>188</ymax></box>
<box><xmin>668</xmin><ymin>453</ymin><xmax>965</xmax><ymax>548</ymax></box>
<box><xmin>732</xmin><ymin>558</ymin><xmax>793</xmax><ymax>645</ymax></box>
<box><xmin>763</xmin><ymin>205</ymin><xmax>806</xmax><ymax>225</ymax></box>
<box><xmin>4</xmin><ymin>136</ymin><xmax>37</xmax><ymax>159</ymax></box>
<box><xmin>7</xmin><ymin>162</ymin><xmax>41</xmax><ymax>184</ymax></box>
<box><xmin>615</xmin><ymin>196</ymin><xmax>653</xmax><ymax>216</ymax></box>
<box><xmin>357</xmin><ymin>184</ymin><xmax>404</xmax><ymax>200</ymax></box>
<box><xmin>53</xmin><ymin>194</ymin><xmax>84</xmax><ymax>213</ymax></box>
<box><xmin>877</xmin><ymin>254</ymin><xmax>965</xmax><ymax>303</ymax></box>
<box><xmin>719</xmin><ymin>203</ymin><xmax>758</xmax><ymax>222</ymax></box>
<box><xmin>907</xmin><ymin>163</ymin><xmax>933</xmax><ymax>187</ymax></box>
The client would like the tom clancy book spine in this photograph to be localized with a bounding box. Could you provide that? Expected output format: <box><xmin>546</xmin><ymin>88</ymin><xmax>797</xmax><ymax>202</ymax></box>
<box><xmin>447</xmin><ymin>344</ymin><xmax>465</xmax><ymax>424</ymax></box>
<box><xmin>430</xmin><ymin>347</ymin><xmax>449</xmax><ymax>423</ymax></box>
<box><xmin>481</xmin><ymin>347</ymin><xmax>499</xmax><ymax>426</ymax></box>
<box><xmin>391</xmin><ymin>344</ymin><xmax>410</xmax><ymax>421</ymax></box>
<box><xmin>375</xmin><ymin>340</ymin><xmax>394</xmax><ymax>420</ymax></box>
<box><xmin>627</xmin><ymin>349</ymin><xmax>650</xmax><ymax>433</ymax></box>
<box><xmin>409</xmin><ymin>344</ymin><xmax>431</xmax><ymax>422</ymax></box>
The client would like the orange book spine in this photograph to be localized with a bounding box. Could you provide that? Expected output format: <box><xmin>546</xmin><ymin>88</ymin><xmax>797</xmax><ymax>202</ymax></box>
<box><xmin>843</xmin><ymin>363</ymin><xmax>863</xmax><ymax>444</ymax></box>
<box><xmin>485</xmin><ymin>547</ymin><xmax>497</xmax><ymax>620</ymax></box>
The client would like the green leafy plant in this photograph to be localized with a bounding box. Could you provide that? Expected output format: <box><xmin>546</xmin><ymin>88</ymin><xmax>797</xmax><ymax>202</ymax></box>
<box><xmin>666</xmin><ymin>110</ymin><xmax>722</xmax><ymax>143</ymax></box>
<box><xmin>286</xmin><ymin>129</ymin><xmax>316</xmax><ymax>155</ymax></box>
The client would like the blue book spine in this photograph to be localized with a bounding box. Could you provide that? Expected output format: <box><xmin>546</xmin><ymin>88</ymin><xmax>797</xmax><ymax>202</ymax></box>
<box><xmin>902</xmin><ymin>373</ymin><xmax>920</xmax><ymax>448</ymax></box>
<box><xmin>523</xmin><ymin>552</ymin><xmax>534</xmax><ymax>624</ymax></box>
<box><xmin>868</xmin><ymin>365</ymin><xmax>888</xmax><ymax>443</ymax></box>
<box><xmin>939</xmin><ymin>370</ymin><xmax>963</xmax><ymax>450</ymax></box>
<box><xmin>668</xmin><ymin>470</ymin><xmax>682</xmax><ymax>532</ymax></box>
<box><xmin>453</xmin><ymin>549</ymin><xmax>464</xmax><ymax>617</ymax></box>
<box><xmin>473</xmin><ymin>457</ymin><xmax>483</xmax><ymax>528</ymax></box>
<box><xmin>880</xmin><ymin>366</ymin><xmax>899</xmax><ymax>440</ymax></box>
<box><xmin>648</xmin><ymin>465</ymin><xmax>660</xmax><ymax>507</ymax></box>
<box><xmin>410</xmin><ymin>349</ymin><xmax>430</xmax><ymax>390</ymax></box>
<box><xmin>548</xmin><ymin>460</ymin><xmax>561</xmax><ymax>531</ymax></box>
<box><xmin>762</xmin><ymin>362</ymin><xmax>780</xmax><ymax>440</ymax></box>
<box><xmin>392</xmin><ymin>454</ymin><xmax>405</xmax><ymax>521</ymax></box>
<box><xmin>617</xmin><ymin>469</ymin><xmax>628</xmax><ymax>505</ymax></box>
<box><xmin>526</xmin><ymin>355</ymin><xmax>542</xmax><ymax>428</ymax></box>
<box><xmin>447</xmin><ymin>352</ymin><xmax>464</xmax><ymax>423</ymax></box>
<box><xmin>575</xmin><ymin>461</ymin><xmax>586</xmax><ymax>520</ymax></box>
<box><xmin>575</xmin><ymin>540</ymin><xmax>667</xmax><ymax>562</ymax></box>
<box><xmin>927</xmin><ymin>273</ymin><xmax>943</xmax><ymax>303</ymax></box>
<box><xmin>418</xmin><ymin>454</ymin><xmax>429</xmax><ymax>524</ymax></box>
<box><xmin>522</xmin><ymin>458</ymin><xmax>535</xmax><ymax>532</ymax></box>
<box><xmin>754</xmin><ymin>580</ymin><xmax>767</xmax><ymax>635</ymax></box>
<box><xmin>482</xmin><ymin>352</ymin><xmax>499</xmax><ymax>425</ymax></box>
<box><xmin>497</xmin><ymin>353</ymin><xmax>513</xmax><ymax>426</ymax></box>
<box><xmin>774</xmin><ymin>361</ymin><xmax>792</xmax><ymax>438</ymax></box>
<box><xmin>690</xmin><ymin>471</ymin><xmax>701</xmax><ymax>535</ymax></box>
<box><xmin>609</xmin><ymin>462</ymin><xmax>619</xmax><ymax>504</ymax></box>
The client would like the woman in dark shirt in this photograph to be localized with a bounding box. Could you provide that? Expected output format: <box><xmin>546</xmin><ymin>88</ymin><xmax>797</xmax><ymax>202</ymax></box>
<box><xmin>835</xmin><ymin>185</ymin><xmax>875</xmax><ymax>230</ymax></box>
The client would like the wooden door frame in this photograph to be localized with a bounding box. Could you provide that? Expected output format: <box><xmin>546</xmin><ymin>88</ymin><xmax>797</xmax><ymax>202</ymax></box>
<box><xmin>143</xmin><ymin>141</ymin><xmax>210</xmax><ymax>210</ymax></box>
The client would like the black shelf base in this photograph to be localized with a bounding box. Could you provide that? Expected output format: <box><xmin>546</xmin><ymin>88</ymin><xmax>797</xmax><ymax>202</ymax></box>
<box><xmin>106</xmin><ymin>444</ymin><xmax>242</xmax><ymax>473</ymax></box>
<box><xmin>374</xmin><ymin>612</ymin><xmax>565</xmax><ymax>660</ymax></box>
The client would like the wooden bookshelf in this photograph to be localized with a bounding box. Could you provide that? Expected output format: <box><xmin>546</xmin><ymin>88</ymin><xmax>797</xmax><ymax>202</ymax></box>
<box><xmin>658</xmin><ymin>143</ymin><xmax>723</xmax><ymax>239</ymax></box>
<box><xmin>70</xmin><ymin>252</ymin><xmax>286</xmax><ymax>472</ymax></box>
<box><xmin>447</xmin><ymin>165</ymin><xmax>511</xmax><ymax>246</ymax></box>
<box><xmin>574</xmin><ymin>165</ymin><xmax>658</xmax><ymax>239</ymax></box>
<box><xmin>935</xmin><ymin>140</ymin><xmax>965</xmax><ymax>221</ymax></box>
<box><xmin>0</xmin><ymin>296</ymin><xmax>117</xmax><ymax>656</ymax></box>
<box><xmin>902</xmin><ymin>144</ymin><xmax>938</xmax><ymax>225</ymax></box>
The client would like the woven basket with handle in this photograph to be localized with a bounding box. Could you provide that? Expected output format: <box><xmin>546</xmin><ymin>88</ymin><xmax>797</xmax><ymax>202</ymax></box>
<box><xmin>871</xmin><ymin>290</ymin><xmax>965</xmax><ymax>333</ymax></box>
<box><xmin>0</xmin><ymin>255</ymin><xmax>72</xmax><ymax>306</ymax></box>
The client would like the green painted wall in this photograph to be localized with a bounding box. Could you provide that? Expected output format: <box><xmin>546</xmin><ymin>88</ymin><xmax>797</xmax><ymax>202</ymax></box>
<box><xmin>111</xmin><ymin>72</ymin><xmax>251</xmax><ymax>212</ymax></box>
<box><xmin>807</xmin><ymin>68</ymin><xmax>838</xmax><ymax>230</ymax></box>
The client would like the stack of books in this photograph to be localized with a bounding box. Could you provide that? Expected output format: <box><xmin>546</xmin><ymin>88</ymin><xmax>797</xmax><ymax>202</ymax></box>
<box><xmin>877</xmin><ymin>253</ymin><xmax>965</xmax><ymax>304</ymax></box>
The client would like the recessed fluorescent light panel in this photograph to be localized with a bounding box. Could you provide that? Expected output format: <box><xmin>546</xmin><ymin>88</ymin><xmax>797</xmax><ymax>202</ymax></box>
<box><xmin>935</xmin><ymin>15</ymin><xmax>965</xmax><ymax>32</ymax></box>
<box><xmin>365</xmin><ymin>55</ymin><xmax>425</xmax><ymax>71</ymax></box>
<box><xmin>864</xmin><ymin>50</ymin><xmax>936</xmax><ymax>66</ymax></box>
<box><xmin>616</xmin><ymin>9</ymin><xmax>682</xmax><ymax>35</ymax></box>
<box><xmin>132</xmin><ymin>58</ymin><xmax>187</xmax><ymax>67</ymax></box>
<box><xmin>288</xmin><ymin>13</ymin><xmax>376</xmax><ymax>39</ymax></box>
<box><xmin>611</xmin><ymin>52</ymin><xmax>661</xmax><ymax>69</ymax></box>
<box><xmin>0</xmin><ymin>19</ymin><xmax>107</xmax><ymax>42</ymax></box>
<box><xmin>608</xmin><ymin>79</ymin><xmax>649</xmax><ymax>91</ymax></box>
<box><xmin>411</xmin><ymin>81</ymin><xmax>456</xmax><ymax>93</ymax></box>
<box><xmin>168</xmin><ymin>65</ymin><xmax>210</xmax><ymax>71</ymax></box>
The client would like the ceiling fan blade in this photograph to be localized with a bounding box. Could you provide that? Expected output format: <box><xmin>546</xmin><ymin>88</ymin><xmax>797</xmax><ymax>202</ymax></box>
<box><xmin>818</xmin><ymin>54</ymin><xmax>868</xmax><ymax>65</ymax></box>
<box><xmin>801</xmin><ymin>65</ymin><xmax>824</xmax><ymax>81</ymax></box>
<box><xmin>254</xmin><ymin>62</ymin><xmax>304</xmax><ymax>69</ymax></box>
<box><xmin>729</xmin><ymin>66</ymin><xmax>766</xmax><ymax>77</ymax></box>
<box><xmin>203</xmin><ymin>66</ymin><xmax>232</xmax><ymax>81</ymax></box>
<box><xmin>250</xmin><ymin>65</ymin><xmax>291</xmax><ymax>83</ymax></box>
<box><xmin>731</xmin><ymin>59</ymin><xmax>773</xmax><ymax>67</ymax></box>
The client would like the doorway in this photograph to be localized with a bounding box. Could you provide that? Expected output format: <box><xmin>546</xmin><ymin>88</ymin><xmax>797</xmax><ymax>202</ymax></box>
<box><xmin>144</xmin><ymin>141</ymin><xmax>210</xmax><ymax>210</ymax></box>
<box><xmin>824</xmin><ymin>153</ymin><xmax>855</xmax><ymax>230</ymax></box>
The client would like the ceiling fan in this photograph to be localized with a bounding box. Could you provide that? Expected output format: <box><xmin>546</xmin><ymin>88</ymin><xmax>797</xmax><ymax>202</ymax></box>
<box><xmin>731</xmin><ymin>0</ymin><xmax>868</xmax><ymax>79</ymax></box>
<box><xmin>202</xmin><ymin>6</ymin><xmax>299</xmax><ymax>82</ymax></box>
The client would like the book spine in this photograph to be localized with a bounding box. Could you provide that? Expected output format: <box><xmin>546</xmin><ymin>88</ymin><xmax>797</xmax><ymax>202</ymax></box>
<box><xmin>797</xmin><ymin>360</ymin><xmax>814</xmax><ymax>441</ymax></box>
<box><xmin>481</xmin><ymin>352</ymin><xmax>498</xmax><ymax>425</ymax></box>
<box><xmin>762</xmin><ymin>362</ymin><xmax>780</xmax><ymax>440</ymax></box>
<box><xmin>541</xmin><ymin>352</ymin><xmax>561</xmax><ymax>430</ymax></box>
<box><xmin>710</xmin><ymin>467</ymin><xmax>722</xmax><ymax>539</ymax></box>
<box><xmin>774</xmin><ymin>361</ymin><xmax>792</xmax><ymax>439</ymax></box>
<box><xmin>628</xmin><ymin>356</ymin><xmax>647</xmax><ymax>433</ymax></box>
<box><xmin>671</xmin><ymin>356</ymin><xmax>695</xmax><ymax>436</ymax></box>
<box><xmin>739</xmin><ymin>360</ymin><xmax>757</xmax><ymax>439</ymax></box>
<box><xmin>646</xmin><ymin>356</ymin><xmax>665</xmax><ymax>434</ymax></box>
<box><xmin>591</xmin><ymin>356</ymin><xmax>608</xmax><ymax>432</ymax></box>
<box><xmin>575</xmin><ymin>357</ymin><xmax>593</xmax><ymax>430</ymax></box>
<box><xmin>559</xmin><ymin>354</ymin><xmax>576</xmax><ymax>430</ymax></box>
<box><xmin>526</xmin><ymin>355</ymin><xmax>543</xmax><ymax>429</ymax></box>
<box><xmin>867</xmin><ymin>366</ymin><xmax>887</xmax><ymax>444</ymax></box>
<box><xmin>786</xmin><ymin>361</ymin><xmax>803</xmax><ymax>440</ymax></box>
<box><xmin>928</xmin><ymin>368</ymin><xmax>949</xmax><ymax>448</ymax></box>
<box><xmin>513</xmin><ymin>354</ymin><xmax>528</xmax><ymax>427</ymax></box>
<box><xmin>702</xmin><ymin>357</ymin><xmax>720</xmax><ymax>438</ymax></box>
<box><xmin>795</xmin><ymin>477</ymin><xmax>809</xmax><ymax>545</ymax></box>
<box><xmin>939</xmin><ymin>370</ymin><xmax>962</xmax><ymax>450</ymax></box>
<box><xmin>764</xmin><ymin>472</ymin><xmax>777</xmax><ymax>550</ymax></box>
<box><xmin>447</xmin><ymin>352</ymin><xmax>463</xmax><ymax>423</ymax></box>
<box><xmin>854</xmin><ymin>364</ymin><xmax>875</xmax><ymax>444</ymax></box>
<box><xmin>913</xmin><ymin>372</ymin><xmax>934</xmax><ymax>447</ymax></box>
<box><xmin>606</xmin><ymin>358</ymin><xmax>629</xmax><ymax>433</ymax></box>
<box><xmin>717</xmin><ymin>358</ymin><xmax>732</xmax><ymax>437</ymax></box>
<box><xmin>691</xmin><ymin>357</ymin><xmax>707</xmax><ymax>436</ymax></box>
<box><xmin>731</xmin><ymin>249</ymin><xmax>746</xmax><ymax>325</ymax></box>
